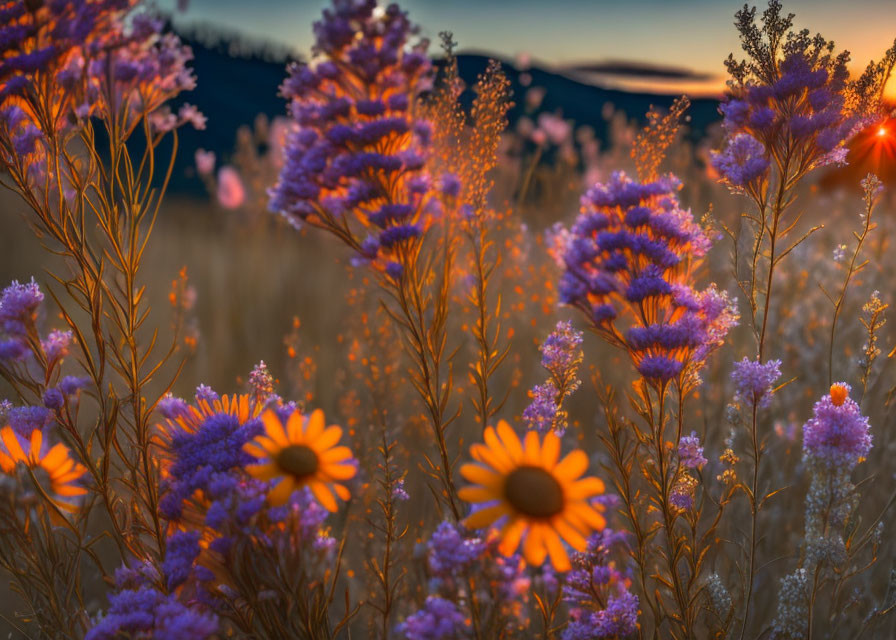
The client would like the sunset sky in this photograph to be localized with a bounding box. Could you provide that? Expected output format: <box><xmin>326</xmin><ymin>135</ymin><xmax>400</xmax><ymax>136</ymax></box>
<box><xmin>169</xmin><ymin>0</ymin><xmax>896</xmax><ymax>96</ymax></box>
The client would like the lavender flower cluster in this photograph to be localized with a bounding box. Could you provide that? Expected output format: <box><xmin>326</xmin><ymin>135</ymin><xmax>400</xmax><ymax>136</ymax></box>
<box><xmin>562</xmin><ymin>530</ymin><xmax>640</xmax><ymax>639</ymax></box>
<box><xmin>732</xmin><ymin>357</ymin><xmax>782</xmax><ymax>409</ymax></box>
<box><xmin>802</xmin><ymin>383</ymin><xmax>872</xmax><ymax>472</ymax></box>
<box><xmin>523</xmin><ymin>320</ymin><xmax>584</xmax><ymax>434</ymax></box>
<box><xmin>0</xmin><ymin>280</ymin><xmax>87</xmax><ymax>429</ymax></box>
<box><xmin>86</xmin><ymin>562</ymin><xmax>217</xmax><ymax>640</ymax></box>
<box><xmin>269</xmin><ymin>0</ymin><xmax>439</xmax><ymax>278</ymax></box>
<box><xmin>557</xmin><ymin>172</ymin><xmax>737</xmax><ymax>384</ymax></box>
<box><xmin>0</xmin><ymin>0</ymin><xmax>196</xmax><ymax>181</ymax></box>
<box><xmin>399</xmin><ymin>521</ymin><xmax>531</xmax><ymax>639</ymax></box>
<box><xmin>712</xmin><ymin>0</ymin><xmax>880</xmax><ymax>189</ymax></box>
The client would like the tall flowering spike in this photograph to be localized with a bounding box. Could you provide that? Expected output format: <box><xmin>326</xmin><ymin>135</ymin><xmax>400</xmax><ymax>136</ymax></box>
<box><xmin>0</xmin><ymin>1</ymin><xmax>196</xmax><ymax>179</ymax></box>
<box><xmin>714</xmin><ymin>0</ymin><xmax>893</xmax><ymax>188</ymax></box>
<box><xmin>558</xmin><ymin>171</ymin><xmax>737</xmax><ymax>386</ymax></box>
<box><xmin>269</xmin><ymin>0</ymin><xmax>438</xmax><ymax>273</ymax></box>
<box><xmin>802</xmin><ymin>383</ymin><xmax>871</xmax><ymax>472</ymax></box>
<box><xmin>523</xmin><ymin>320</ymin><xmax>584</xmax><ymax>434</ymax></box>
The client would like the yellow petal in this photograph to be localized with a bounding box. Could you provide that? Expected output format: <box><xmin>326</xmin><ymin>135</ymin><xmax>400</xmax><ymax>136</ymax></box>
<box><xmin>470</xmin><ymin>443</ymin><xmax>513</xmax><ymax>474</ymax></box>
<box><xmin>463</xmin><ymin>503</ymin><xmax>508</xmax><ymax>530</ymax></box>
<box><xmin>457</xmin><ymin>486</ymin><xmax>498</xmax><ymax>504</ymax></box>
<box><xmin>29</xmin><ymin>429</ymin><xmax>42</xmax><ymax>462</ymax></box>
<box><xmin>305</xmin><ymin>409</ymin><xmax>326</xmax><ymax>441</ymax></box>
<box><xmin>262</xmin><ymin>411</ymin><xmax>288</xmax><ymax>446</ymax></box>
<box><xmin>496</xmin><ymin>420</ymin><xmax>523</xmax><ymax>462</ymax></box>
<box><xmin>543</xmin><ymin>527</ymin><xmax>571</xmax><ymax>572</ymax></box>
<box><xmin>320</xmin><ymin>446</ymin><xmax>353</xmax><ymax>463</ymax></box>
<box><xmin>322</xmin><ymin>463</ymin><xmax>356</xmax><ymax>480</ymax></box>
<box><xmin>55</xmin><ymin>483</ymin><xmax>87</xmax><ymax>497</ymax></box>
<box><xmin>246</xmin><ymin>462</ymin><xmax>280</xmax><ymax>481</ymax></box>
<box><xmin>286</xmin><ymin>411</ymin><xmax>304</xmax><ymax>442</ymax></box>
<box><xmin>54</xmin><ymin>459</ymin><xmax>75</xmax><ymax>476</ymax></box>
<box><xmin>311</xmin><ymin>481</ymin><xmax>338</xmax><ymax>512</ymax></box>
<box><xmin>243</xmin><ymin>443</ymin><xmax>269</xmax><ymax>460</ymax></box>
<box><xmin>482</xmin><ymin>427</ymin><xmax>515</xmax><ymax>472</ymax></box>
<box><xmin>42</xmin><ymin>443</ymin><xmax>69</xmax><ymax>470</ymax></box>
<box><xmin>459</xmin><ymin>463</ymin><xmax>503</xmax><ymax>489</ymax></box>
<box><xmin>522</xmin><ymin>430</ymin><xmax>541</xmax><ymax>465</ymax></box>
<box><xmin>566</xmin><ymin>476</ymin><xmax>605</xmax><ymax>500</ymax></box>
<box><xmin>522</xmin><ymin>524</ymin><xmax>547</xmax><ymax>566</ymax></box>
<box><xmin>0</xmin><ymin>451</ymin><xmax>14</xmax><ymax>473</ymax></box>
<box><xmin>555</xmin><ymin>450</ymin><xmax>588</xmax><ymax>481</ymax></box>
<box><xmin>252</xmin><ymin>435</ymin><xmax>280</xmax><ymax>454</ymax></box>
<box><xmin>568</xmin><ymin>503</ymin><xmax>606</xmax><ymax>531</ymax></box>
<box><xmin>53</xmin><ymin>500</ymin><xmax>79</xmax><ymax>513</ymax></box>
<box><xmin>314</xmin><ymin>425</ymin><xmax>343</xmax><ymax>451</ymax></box>
<box><xmin>541</xmin><ymin>431</ymin><xmax>561</xmax><ymax>468</ymax></box>
<box><xmin>333</xmin><ymin>483</ymin><xmax>350</xmax><ymax>501</ymax></box>
<box><xmin>267</xmin><ymin>477</ymin><xmax>295</xmax><ymax>505</ymax></box>
<box><xmin>498</xmin><ymin>518</ymin><xmax>527</xmax><ymax>557</ymax></box>
<box><xmin>554</xmin><ymin>518</ymin><xmax>588</xmax><ymax>551</ymax></box>
<box><xmin>55</xmin><ymin>470</ymin><xmax>85</xmax><ymax>484</ymax></box>
<box><xmin>1</xmin><ymin>427</ymin><xmax>24</xmax><ymax>461</ymax></box>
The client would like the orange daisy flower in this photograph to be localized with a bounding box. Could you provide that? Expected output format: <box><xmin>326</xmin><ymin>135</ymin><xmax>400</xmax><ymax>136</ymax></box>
<box><xmin>458</xmin><ymin>420</ymin><xmax>606</xmax><ymax>572</ymax></box>
<box><xmin>0</xmin><ymin>426</ymin><xmax>87</xmax><ymax>512</ymax></box>
<box><xmin>243</xmin><ymin>409</ymin><xmax>356</xmax><ymax>511</ymax></box>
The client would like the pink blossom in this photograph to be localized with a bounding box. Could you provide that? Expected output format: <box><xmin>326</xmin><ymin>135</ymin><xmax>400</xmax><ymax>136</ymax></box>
<box><xmin>216</xmin><ymin>166</ymin><xmax>246</xmax><ymax>209</ymax></box>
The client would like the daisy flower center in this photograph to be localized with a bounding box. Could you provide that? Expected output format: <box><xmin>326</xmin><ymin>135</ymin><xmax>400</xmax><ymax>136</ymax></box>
<box><xmin>275</xmin><ymin>444</ymin><xmax>319</xmax><ymax>478</ymax></box>
<box><xmin>504</xmin><ymin>465</ymin><xmax>565</xmax><ymax>519</ymax></box>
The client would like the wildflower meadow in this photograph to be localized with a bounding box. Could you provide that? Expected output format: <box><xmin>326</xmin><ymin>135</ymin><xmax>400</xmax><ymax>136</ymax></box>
<box><xmin>1</xmin><ymin>0</ymin><xmax>896</xmax><ymax>638</ymax></box>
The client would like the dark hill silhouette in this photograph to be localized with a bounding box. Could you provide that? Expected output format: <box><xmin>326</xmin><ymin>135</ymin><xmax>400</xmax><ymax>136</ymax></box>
<box><xmin>164</xmin><ymin>31</ymin><xmax>723</xmax><ymax>194</ymax></box>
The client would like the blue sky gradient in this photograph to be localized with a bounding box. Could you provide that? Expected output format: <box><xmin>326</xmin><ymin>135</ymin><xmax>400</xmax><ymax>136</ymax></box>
<box><xmin>169</xmin><ymin>0</ymin><xmax>896</xmax><ymax>94</ymax></box>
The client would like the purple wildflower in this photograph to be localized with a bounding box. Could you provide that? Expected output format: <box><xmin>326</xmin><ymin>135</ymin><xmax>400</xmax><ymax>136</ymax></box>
<box><xmin>159</xmin><ymin>411</ymin><xmax>262</xmax><ymax>520</ymax></box>
<box><xmin>41</xmin><ymin>329</ymin><xmax>72</xmax><ymax>362</ymax></box>
<box><xmin>392</xmin><ymin>477</ymin><xmax>410</xmax><ymax>501</ymax></box>
<box><xmin>162</xmin><ymin>530</ymin><xmax>202</xmax><ymax>590</ymax></box>
<box><xmin>86</xmin><ymin>580</ymin><xmax>217</xmax><ymax>640</ymax></box>
<box><xmin>711</xmin><ymin>133</ymin><xmax>769</xmax><ymax>188</ymax></box>
<box><xmin>732</xmin><ymin>358</ymin><xmax>782</xmax><ymax>409</ymax></box>
<box><xmin>43</xmin><ymin>388</ymin><xmax>65</xmax><ymax>410</ymax></box>
<box><xmin>678</xmin><ymin>431</ymin><xmax>708</xmax><ymax>469</ymax></box>
<box><xmin>59</xmin><ymin>375</ymin><xmax>90</xmax><ymax>396</ymax></box>
<box><xmin>669</xmin><ymin>475</ymin><xmax>698</xmax><ymax>512</ymax></box>
<box><xmin>557</xmin><ymin>172</ymin><xmax>737</xmax><ymax>385</ymax></box>
<box><xmin>195</xmin><ymin>384</ymin><xmax>219</xmax><ymax>404</ymax></box>
<box><xmin>0</xmin><ymin>279</ymin><xmax>43</xmax><ymax>337</ymax></box>
<box><xmin>269</xmin><ymin>0</ymin><xmax>441</xmax><ymax>270</ymax></box>
<box><xmin>715</xmin><ymin>1</ymin><xmax>886</xmax><ymax>182</ymax></box>
<box><xmin>563</xmin><ymin>530</ymin><xmax>640</xmax><ymax>639</ymax></box>
<box><xmin>157</xmin><ymin>394</ymin><xmax>189</xmax><ymax>420</ymax></box>
<box><xmin>540</xmin><ymin>320</ymin><xmax>584</xmax><ymax>386</ymax></box>
<box><xmin>248</xmin><ymin>360</ymin><xmax>275</xmax><ymax>401</ymax></box>
<box><xmin>802</xmin><ymin>383</ymin><xmax>872</xmax><ymax>472</ymax></box>
<box><xmin>427</xmin><ymin>520</ymin><xmax>485</xmax><ymax>576</ymax></box>
<box><xmin>522</xmin><ymin>382</ymin><xmax>560</xmax><ymax>434</ymax></box>
<box><xmin>398</xmin><ymin>596</ymin><xmax>469</xmax><ymax>640</ymax></box>
<box><xmin>8</xmin><ymin>405</ymin><xmax>51</xmax><ymax>437</ymax></box>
